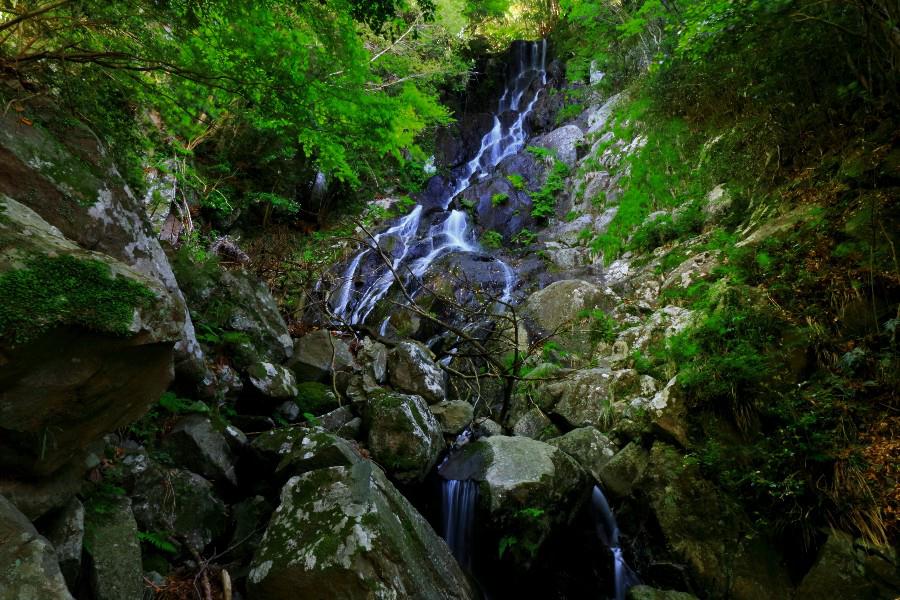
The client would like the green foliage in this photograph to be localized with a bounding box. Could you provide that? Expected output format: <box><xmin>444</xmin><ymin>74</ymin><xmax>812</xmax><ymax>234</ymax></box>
<box><xmin>137</xmin><ymin>531</ymin><xmax>178</xmax><ymax>555</ymax></box>
<box><xmin>577</xmin><ymin>308</ymin><xmax>617</xmax><ymax>345</ymax></box>
<box><xmin>295</xmin><ymin>382</ymin><xmax>338</xmax><ymax>416</ymax></box>
<box><xmin>564</xmin><ymin>210</ymin><xmax>579</xmax><ymax>222</ymax></box>
<box><xmin>491</xmin><ymin>192</ymin><xmax>509</xmax><ymax>207</ymax></box>
<box><xmin>511</xmin><ymin>228</ymin><xmax>537</xmax><ymax>246</ymax></box>
<box><xmin>0</xmin><ymin>255</ymin><xmax>154</xmax><ymax>345</ymax></box>
<box><xmin>506</xmin><ymin>174</ymin><xmax>526</xmax><ymax>190</ymax></box>
<box><xmin>481</xmin><ymin>230</ymin><xmax>504</xmax><ymax>249</ymax></box>
<box><xmin>530</xmin><ymin>159</ymin><xmax>569</xmax><ymax>220</ymax></box>
<box><xmin>525</xmin><ymin>145</ymin><xmax>555</xmax><ymax>160</ymax></box>
<box><xmin>158</xmin><ymin>392</ymin><xmax>211</xmax><ymax>415</ymax></box>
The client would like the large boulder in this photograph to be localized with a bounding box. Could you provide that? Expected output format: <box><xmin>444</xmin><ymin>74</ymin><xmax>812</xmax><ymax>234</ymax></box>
<box><xmin>366</xmin><ymin>392</ymin><xmax>445</xmax><ymax>483</ymax></box>
<box><xmin>388</xmin><ymin>341</ymin><xmax>446</xmax><ymax>404</ymax></box>
<box><xmin>40</xmin><ymin>497</ymin><xmax>85</xmax><ymax>590</ymax></box>
<box><xmin>161</xmin><ymin>415</ymin><xmax>238</xmax><ymax>486</ymax></box>
<box><xmin>174</xmin><ymin>263</ymin><xmax>293</xmax><ymax>368</ymax></box>
<box><xmin>246</xmin><ymin>361</ymin><xmax>299</xmax><ymax>400</ymax></box>
<box><xmin>247</xmin><ymin>463</ymin><xmax>474</xmax><ymax>599</ymax></box>
<box><xmin>289</xmin><ymin>329</ymin><xmax>356</xmax><ymax>385</ymax></box>
<box><xmin>639</xmin><ymin>442</ymin><xmax>792</xmax><ymax>599</ymax></box>
<box><xmin>534</xmin><ymin>124</ymin><xmax>585</xmax><ymax>167</ymax></box>
<box><xmin>627</xmin><ymin>586</ymin><xmax>699</xmax><ymax>600</ymax></box>
<box><xmin>125</xmin><ymin>452</ymin><xmax>227</xmax><ymax>553</ymax></box>
<box><xmin>543</xmin><ymin>366</ymin><xmax>617</xmax><ymax>429</ymax></box>
<box><xmin>0</xmin><ymin>196</ymin><xmax>181</xmax><ymax>477</ymax></box>
<box><xmin>549</xmin><ymin>427</ymin><xmax>617</xmax><ymax>484</ymax></box>
<box><xmin>0</xmin><ymin>107</ymin><xmax>202</xmax><ymax>376</ymax></box>
<box><xmin>440</xmin><ymin>436</ymin><xmax>586</xmax><ymax>559</ymax></box>
<box><xmin>430</xmin><ymin>400</ymin><xmax>475</xmax><ymax>436</ymax></box>
<box><xmin>796</xmin><ymin>530</ymin><xmax>900</xmax><ymax>600</ymax></box>
<box><xmin>457</xmin><ymin>173</ymin><xmax>533</xmax><ymax>240</ymax></box>
<box><xmin>82</xmin><ymin>496</ymin><xmax>143</xmax><ymax>600</ymax></box>
<box><xmin>524</xmin><ymin>280</ymin><xmax>619</xmax><ymax>356</ymax></box>
<box><xmin>0</xmin><ymin>494</ymin><xmax>73</xmax><ymax>600</ymax></box>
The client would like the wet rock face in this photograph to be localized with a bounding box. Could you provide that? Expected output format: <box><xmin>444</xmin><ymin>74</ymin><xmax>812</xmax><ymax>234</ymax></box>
<box><xmin>0</xmin><ymin>494</ymin><xmax>74</xmax><ymax>600</ymax></box>
<box><xmin>458</xmin><ymin>173</ymin><xmax>534</xmax><ymax>240</ymax></box>
<box><xmin>366</xmin><ymin>392</ymin><xmax>445</xmax><ymax>483</ymax></box>
<box><xmin>435</xmin><ymin>113</ymin><xmax>496</xmax><ymax>169</ymax></box>
<box><xmin>387</xmin><ymin>341</ymin><xmax>446</xmax><ymax>404</ymax></box>
<box><xmin>0</xmin><ymin>197</ymin><xmax>180</xmax><ymax>477</ymax></box>
<box><xmin>247</xmin><ymin>463</ymin><xmax>474</xmax><ymax>600</ymax></box>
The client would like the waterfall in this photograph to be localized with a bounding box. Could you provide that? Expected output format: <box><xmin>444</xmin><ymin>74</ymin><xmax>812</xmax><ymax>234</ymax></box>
<box><xmin>331</xmin><ymin>40</ymin><xmax>548</xmax><ymax>328</ymax></box>
<box><xmin>442</xmin><ymin>479</ymin><xmax>478</xmax><ymax>569</ymax></box>
<box><xmin>591</xmin><ymin>486</ymin><xmax>640</xmax><ymax>600</ymax></box>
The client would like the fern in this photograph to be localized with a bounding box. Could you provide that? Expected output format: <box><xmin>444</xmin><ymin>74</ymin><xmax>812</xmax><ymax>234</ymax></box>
<box><xmin>137</xmin><ymin>531</ymin><xmax>178</xmax><ymax>555</ymax></box>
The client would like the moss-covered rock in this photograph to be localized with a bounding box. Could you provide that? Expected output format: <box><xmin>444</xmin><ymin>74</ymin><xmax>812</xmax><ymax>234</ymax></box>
<box><xmin>0</xmin><ymin>197</ymin><xmax>180</xmax><ymax>477</ymax></box>
<box><xmin>430</xmin><ymin>400</ymin><xmax>475</xmax><ymax>435</ymax></box>
<box><xmin>0</xmin><ymin>494</ymin><xmax>73</xmax><ymax>600</ymax></box>
<box><xmin>83</xmin><ymin>496</ymin><xmax>143</xmax><ymax>600</ymax></box>
<box><xmin>126</xmin><ymin>453</ymin><xmax>227</xmax><ymax>553</ymax></box>
<box><xmin>161</xmin><ymin>416</ymin><xmax>238</xmax><ymax>486</ymax></box>
<box><xmin>439</xmin><ymin>435</ymin><xmax>587</xmax><ymax>564</ymax></box>
<box><xmin>549</xmin><ymin>427</ymin><xmax>617</xmax><ymax>485</ymax></box>
<box><xmin>387</xmin><ymin>341</ymin><xmax>447</xmax><ymax>404</ymax></box>
<box><xmin>247</xmin><ymin>463</ymin><xmax>473</xmax><ymax>599</ymax></box>
<box><xmin>523</xmin><ymin>279</ymin><xmax>619</xmax><ymax>357</ymax></box>
<box><xmin>366</xmin><ymin>392</ymin><xmax>445</xmax><ymax>483</ymax></box>
<box><xmin>288</xmin><ymin>329</ymin><xmax>356</xmax><ymax>386</ymax></box>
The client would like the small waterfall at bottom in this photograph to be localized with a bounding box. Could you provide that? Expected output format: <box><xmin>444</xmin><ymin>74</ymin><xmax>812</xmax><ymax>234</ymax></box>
<box><xmin>442</xmin><ymin>479</ymin><xmax>478</xmax><ymax>569</ymax></box>
<box><xmin>591</xmin><ymin>485</ymin><xmax>640</xmax><ymax>600</ymax></box>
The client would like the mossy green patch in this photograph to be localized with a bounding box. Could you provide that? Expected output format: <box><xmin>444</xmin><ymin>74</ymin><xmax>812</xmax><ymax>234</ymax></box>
<box><xmin>0</xmin><ymin>254</ymin><xmax>155</xmax><ymax>345</ymax></box>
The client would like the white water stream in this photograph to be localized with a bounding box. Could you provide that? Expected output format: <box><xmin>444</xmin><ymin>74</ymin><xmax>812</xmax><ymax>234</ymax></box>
<box><xmin>331</xmin><ymin>41</ymin><xmax>548</xmax><ymax>327</ymax></box>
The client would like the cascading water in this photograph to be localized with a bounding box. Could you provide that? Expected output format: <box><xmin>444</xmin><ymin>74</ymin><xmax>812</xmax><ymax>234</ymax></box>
<box><xmin>331</xmin><ymin>40</ymin><xmax>548</xmax><ymax>328</ymax></box>
<box><xmin>441</xmin><ymin>479</ymin><xmax>478</xmax><ymax>569</ymax></box>
<box><xmin>591</xmin><ymin>485</ymin><xmax>640</xmax><ymax>600</ymax></box>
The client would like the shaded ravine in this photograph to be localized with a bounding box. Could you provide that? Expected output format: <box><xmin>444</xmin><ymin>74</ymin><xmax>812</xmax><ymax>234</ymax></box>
<box><xmin>331</xmin><ymin>40</ymin><xmax>548</xmax><ymax>330</ymax></box>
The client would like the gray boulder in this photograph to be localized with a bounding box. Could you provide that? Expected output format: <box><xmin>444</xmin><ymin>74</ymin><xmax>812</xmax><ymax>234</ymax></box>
<box><xmin>0</xmin><ymin>197</ymin><xmax>181</xmax><ymax>477</ymax></box>
<box><xmin>246</xmin><ymin>361</ymin><xmax>299</xmax><ymax>400</ymax></box>
<box><xmin>511</xmin><ymin>407</ymin><xmax>558</xmax><ymax>440</ymax></box>
<box><xmin>598</xmin><ymin>442</ymin><xmax>650</xmax><ymax>498</ymax></box>
<box><xmin>41</xmin><ymin>497</ymin><xmax>85</xmax><ymax>590</ymax></box>
<box><xmin>0</xmin><ymin>107</ymin><xmax>203</xmax><ymax>382</ymax></box>
<box><xmin>796</xmin><ymin>530</ymin><xmax>900</xmax><ymax>600</ymax></box>
<box><xmin>83</xmin><ymin>496</ymin><xmax>143</xmax><ymax>600</ymax></box>
<box><xmin>440</xmin><ymin>436</ymin><xmax>586</xmax><ymax>558</ymax></box>
<box><xmin>366</xmin><ymin>392</ymin><xmax>445</xmax><ymax>483</ymax></box>
<box><xmin>430</xmin><ymin>400</ymin><xmax>475</xmax><ymax>435</ymax></box>
<box><xmin>161</xmin><ymin>415</ymin><xmax>237</xmax><ymax>486</ymax></box>
<box><xmin>549</xmin><ymin>427</ymin><xmax>617</xmax><ymax>484</ymax></box>
<box><xmin>274</xmin><ymin>430</ymin><xmax>362</xmax><ymax>480</ymax></box>
<box><xmin>0</xmin><ymin>494</ymin><xmax>73</xmax><ymax>599</ymax></box>
<box><xmin>126</xmin><ymin>453</ymin><xmax>227</xmax><ymax>552</ymax></box>
<box><xmin>289</xmin><ymin>329</ymin><xmax>356</xmax><ymax>385</ymax></box>
<box><xmin>388</xmin><ymin>341</ymin><xmax>446</xmax><ymax>404</ymax></box>
<box><xmin>524</xmin><ymin>280</ymin><xmax>619</xmax><ymax>357</ymax></box>
<box><xmin>544</xmin><ymin>366</ymin><xmax>617</xmax><ymax>429</ymax></box>
<box><xmin>175</xmin><ymin>265</ymin><xmax>293</xmax><ymax>368</ymax></box>
<box><xmin>247</xmin><ymin>463</ymin><xmax>473</xmax><ymax>599</ymax></box>
<box><xmin>534</xmin><ymin>124</ymin><xmax>584</xmax><ymax>167</ymax></box>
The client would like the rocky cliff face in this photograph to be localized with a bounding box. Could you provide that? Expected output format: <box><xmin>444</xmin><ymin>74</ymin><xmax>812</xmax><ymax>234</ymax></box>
<box><xmin>0</xmin><ymin>47</ymin><xmax>898</xmax><ymax>600</ymax></box>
